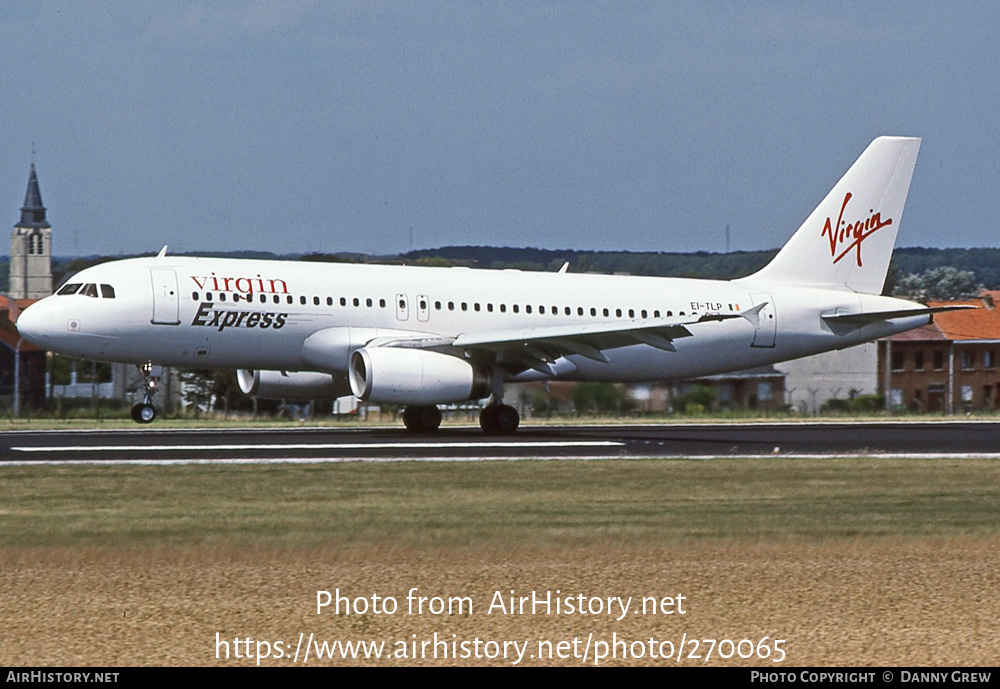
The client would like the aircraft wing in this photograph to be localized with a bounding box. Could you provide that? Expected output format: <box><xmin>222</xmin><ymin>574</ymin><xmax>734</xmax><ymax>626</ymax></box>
<box><xmin>378</xmin><ymin>306</ymin><xmax>765</xmax><ymax>376</ymax></box>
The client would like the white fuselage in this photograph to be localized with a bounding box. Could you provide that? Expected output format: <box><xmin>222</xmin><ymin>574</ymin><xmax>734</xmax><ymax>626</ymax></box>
<box><xmin>15</xmin><ymin>255</ymin><xmax>929</xmax><ymax>386</ymax></box>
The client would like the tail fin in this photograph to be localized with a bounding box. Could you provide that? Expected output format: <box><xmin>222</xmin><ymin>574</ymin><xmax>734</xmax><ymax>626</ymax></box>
<box><xmin>745</xmin><ymin>136</ymin><xmax>921</xmax><ymax>294</ymax></box>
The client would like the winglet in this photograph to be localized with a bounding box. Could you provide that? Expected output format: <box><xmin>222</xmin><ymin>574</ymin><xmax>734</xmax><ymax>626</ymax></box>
<box><xmin>156</xmin><ymin>245</ymin><xmax>168</xmax><ymax>258</ymax></box>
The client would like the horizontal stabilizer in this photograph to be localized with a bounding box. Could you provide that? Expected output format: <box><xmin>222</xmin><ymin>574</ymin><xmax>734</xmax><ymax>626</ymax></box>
<box><xmin>822</xmin><ymin>305</ymin><xmax>976</xmax><ymax>326</ymax></box>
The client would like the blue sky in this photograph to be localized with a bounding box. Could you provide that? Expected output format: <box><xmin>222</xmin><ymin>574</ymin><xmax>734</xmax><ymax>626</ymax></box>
<box><xmin>2</xmin><ymin>2</ymin><xmax>998</xmax><ymax>257</ymax></box>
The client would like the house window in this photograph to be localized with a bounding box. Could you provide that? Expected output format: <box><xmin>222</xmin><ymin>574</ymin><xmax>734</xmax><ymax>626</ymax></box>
<box><xmin>757</xmin><ymin>381</ymin><xmax>773</xmax><ymax>402</ymax></box>
<box><xmin>985</xmin><ymin>351</ymin><xmax>995</xmax><ymax>369</ymax></box>
<box><xmin>915</xmin><ymin>351</ymin><xmax>925</xmax><ymax>370</ymax></box>
<box><xmin>933</xmin><ymin>350</ymin><xmax>944</xmax><ymax>370</ymax></box>
<box><xmin>960</xmin><ymin>351</ymin><xmax>974</xmax><ymax>370</ymax></box>
<box><xmin>891</xmin><ymin>351</ymin><xmax>904</xmax><ymax>371</ymax></box>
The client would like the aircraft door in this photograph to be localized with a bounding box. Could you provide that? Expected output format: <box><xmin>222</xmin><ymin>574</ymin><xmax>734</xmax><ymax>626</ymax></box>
<box><xmin>150</xmin><ymin>268</ymin><xmax>181</xmax><ymax>325</ymax></box>
<box><xmin>416</xmin><ymin>294</ymin><xmax>430</xmax><ymax>322</ymax></box>
<box><xmin>750</xmin><ymin>292</ymin><xmax>776</xmax><ymax>348</ymax></box>
<box><xmin>395</xmin><ymin>294</ymin><xmax>409</xmax><ymax>321</ymax></box>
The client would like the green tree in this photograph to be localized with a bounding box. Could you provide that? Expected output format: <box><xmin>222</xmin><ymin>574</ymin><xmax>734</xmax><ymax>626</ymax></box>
<box><xmin>891</xmin><ymin>266</ymin><xmax>981</xmax><ymax>301</ymax></box>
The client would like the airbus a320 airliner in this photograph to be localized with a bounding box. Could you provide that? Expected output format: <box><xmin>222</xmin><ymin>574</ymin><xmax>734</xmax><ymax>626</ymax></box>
<box><xmin>16</xmin><ymin>136</ymin><xmax>960</xmax><ymax>433</ymax></box>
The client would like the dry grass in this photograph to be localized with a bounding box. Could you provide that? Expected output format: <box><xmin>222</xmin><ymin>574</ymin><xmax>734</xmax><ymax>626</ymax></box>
<box><xmin>2</xmin><ymin>542</ymin><xmax>998</xmax><ymax>666</ymax></box>
<box><xmin>3</xmin><ymin>458</ymin><xmax>999</xmax><ymax>666</ymax></box>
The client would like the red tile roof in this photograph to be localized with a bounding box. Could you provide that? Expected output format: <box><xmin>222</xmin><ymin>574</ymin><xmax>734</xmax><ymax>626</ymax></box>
<box><xmin>886</xmin><ymin>291</ymin><xmax>1000</xmax><ymax>342</ymax></box>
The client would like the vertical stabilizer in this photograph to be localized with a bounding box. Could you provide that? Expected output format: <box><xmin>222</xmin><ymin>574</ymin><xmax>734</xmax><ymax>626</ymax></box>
<box><xmin>745</xmin><ymin>136</ymin><xmax>920</xmax><ymax>294</ymax></box>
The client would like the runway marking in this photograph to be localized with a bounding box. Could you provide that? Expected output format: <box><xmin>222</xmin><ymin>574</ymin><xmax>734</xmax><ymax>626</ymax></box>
<box><xmin>3</xmin><ymin>453</ymin><xmax>1000</xmax><ymax>468</ymax></box>
<box><xmin>11</xmin><ymin>440</ymin><xmax>624</xmax><ymax>454</ymax></box>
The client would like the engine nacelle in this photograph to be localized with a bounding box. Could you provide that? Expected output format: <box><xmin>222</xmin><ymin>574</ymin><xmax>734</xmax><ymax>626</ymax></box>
<box><xmin>348</xmin><ymin>347</ymin><xmax>491</xmax><ymax>405</ymax></box>
<box><xmin>237</xmin><ymin>369</ymin><xmax>351</xmax><ymax>400</ymax></box>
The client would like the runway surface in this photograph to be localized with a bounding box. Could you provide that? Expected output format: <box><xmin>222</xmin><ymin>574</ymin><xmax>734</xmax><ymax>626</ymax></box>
<box><xmin>2</xmin><ymin>421</ymin><xmax>999</xmax><ymax>464</ymax></box>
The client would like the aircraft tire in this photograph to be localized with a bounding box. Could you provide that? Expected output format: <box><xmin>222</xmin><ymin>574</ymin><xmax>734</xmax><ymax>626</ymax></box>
<box><xmin>131</xmin><ymin>403</ymin><xmax>157</xmax><ymax>424</ymax></box>
<box><xmin>480</xmin><ymin>404</ymin><xmax>519</xmax><ymax>435</ymax></box>
<box><xmin>402</xmin><ymin>405</ymin><xmax>442</xmax><ymax>433</ymax></box>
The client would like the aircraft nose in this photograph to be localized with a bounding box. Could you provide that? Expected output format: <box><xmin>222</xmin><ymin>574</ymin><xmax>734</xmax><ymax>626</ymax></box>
<box><xmin>15</xmin><ymin>302</ymin><xmax>52</xmax><ymax>347</ymax></box>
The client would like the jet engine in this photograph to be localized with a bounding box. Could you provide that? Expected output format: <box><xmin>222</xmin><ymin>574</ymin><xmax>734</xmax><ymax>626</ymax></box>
<box><xmin>237</xmin><ymin>369</ymin><xmax>351</xmax><ymax>400</ymax></box>
<box><xmin>348</xmin><ymin>347</ymin><xmax>490</xmax><ymax>405</ymax></box>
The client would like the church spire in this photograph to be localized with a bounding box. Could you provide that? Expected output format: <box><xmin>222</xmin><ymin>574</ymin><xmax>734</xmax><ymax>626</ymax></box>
<box><xmin>17</xmin><ymin>163</ymin><xmax>50</xmax><ymax>230</ymax></box>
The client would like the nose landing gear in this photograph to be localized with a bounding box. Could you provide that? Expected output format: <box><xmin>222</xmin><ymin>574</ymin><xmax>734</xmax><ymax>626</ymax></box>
<box><xmin>130</xmin><ymin>364</ymin><xmax>162</xmax><ymax>424</ymax></box>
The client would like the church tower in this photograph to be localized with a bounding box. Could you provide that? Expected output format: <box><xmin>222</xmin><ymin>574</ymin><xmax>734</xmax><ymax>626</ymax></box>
<box><xmin>10</xmin><ymin>163</ymin><xmax>53</xmax><ymax>299</ymax></box>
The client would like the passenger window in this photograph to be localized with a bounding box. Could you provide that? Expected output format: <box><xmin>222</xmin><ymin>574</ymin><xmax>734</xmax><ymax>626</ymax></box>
<box><xmin>100</xmin><ymin>284</ymin><xmax>116</xmax><ymax>299</ymax></box>
<box><xmin>260</xmin><ymin>295</ymin><xmax>266</xmax><ymax>304</ymax></box>
<box><xmin>379</xmin><ymin>299</ymin><xmax>386</xmax><ymax>308</ymax></box>
<box><xmin>314</xmin><ymin>297</ymin><xmax>320</xmax><ymax>305</ymax></box>
<box><xmin>353</xmin><ymin>298</ymin><xmax>360</xmax><ymax>307</ymax></box>
<box><xmin>192</xmin><ymin>292</ymin><xmax>199</xmax><ymax>300</ymax></box>
<box><xmin>367</xmin><ymin>298</ymin><xmax>373</xmax><ymax>307</ymax></box>
<box><xmin>340</xmin><ymin>297</ymin><xmax>347</xmax><ymax>306</ymax></box>
<box><xmin>219</xmin><ymin>293</ymin><xmax>226</xmax><ymax>302</ymax></box>
<box><xmin>500</xmin><ymin>304</ymin><xmax>507</xmax><ymax>313</ymax></box>
<box><xmin>526</xmin><ymin>305</ymin><xmax>532</xmax><ymax>314</ymax></box>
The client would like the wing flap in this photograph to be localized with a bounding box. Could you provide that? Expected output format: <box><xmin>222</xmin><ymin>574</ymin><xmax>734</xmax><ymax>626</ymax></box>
<box><xmin>373</xmin><ymin>311</ymin><xmax>755</xmax><ymax>375</ymax></box>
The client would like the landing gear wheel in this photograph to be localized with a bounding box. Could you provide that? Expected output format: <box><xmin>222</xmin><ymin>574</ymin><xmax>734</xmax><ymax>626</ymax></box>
<box><xmin>402</xmin><ymin>405</ymin><xmax>442</xmax><ymax>433</ymax></box>
<box><xmin>132</xmin><ymin>363</ymin><xmax>164</xmax><ymax>424</ymax></box>
<box><xmin>131</xmin><ymin>403</ymin><xmax>157</xmax><ymax>424</ymax></box>
<box><xmin>479</xmin><ymin>404</ymin><xmax>519</xmax><ymax>435</ymax></box>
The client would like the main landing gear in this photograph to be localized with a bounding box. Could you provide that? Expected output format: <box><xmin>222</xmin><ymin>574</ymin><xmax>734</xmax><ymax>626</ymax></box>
<box><xmin>130</xmin><ymin>364</ymin><xmax>163</xmax><ymax>424</ymax></box>
<box><xmin>402</xmin><ymin>405</ymin><xmax>442</xmax><ymax>433</ymax></box>
<box><xmin>400</xmin><ymin>402</ymin><xmax>520</xmax><ymax>434</ymax></box>
<box><xmin>479</xmin><ymin>403</ymin><xmax>519</xmax><ymax>435</ymax></box>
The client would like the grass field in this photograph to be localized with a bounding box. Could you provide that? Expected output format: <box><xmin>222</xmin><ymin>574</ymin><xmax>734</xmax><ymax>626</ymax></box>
<box><xmin>3</xmin><ymin>457</ymin><xmax>999</xmax><ymax>666</ymax></box>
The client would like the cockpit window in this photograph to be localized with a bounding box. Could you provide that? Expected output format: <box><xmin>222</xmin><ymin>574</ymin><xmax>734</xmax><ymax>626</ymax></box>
<box><xmin>83</xmin><ymin>284</ymin><xmax>99</xmax><ymax>298</ymax></box>
<box><xmin>100</xmin><ymin>284</ymin><xmax>116</xmax><ymax>299</ymax></box>
<box><xmin>57</xmin><ymin>283</ymin><xmax>82</xmax><ymax>296</ymax></box>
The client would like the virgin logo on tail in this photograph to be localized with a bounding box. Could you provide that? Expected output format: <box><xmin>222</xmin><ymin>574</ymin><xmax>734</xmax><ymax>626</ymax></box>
<box><xmin>821</xmin><ymin>192</ymin><xmax>893</xmax><ymax>267</ymax></box>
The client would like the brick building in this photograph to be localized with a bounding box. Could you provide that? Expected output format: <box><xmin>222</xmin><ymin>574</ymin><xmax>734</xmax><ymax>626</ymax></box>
<box><xmin>878</xmin><ymin>291</ymin><xmax>1000</xmax><ymax>413</ymax></box>
<box><xmin>0</xmin><ymin>295</ymin><xmax>47</xmax><ymax>412</ymax></box>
